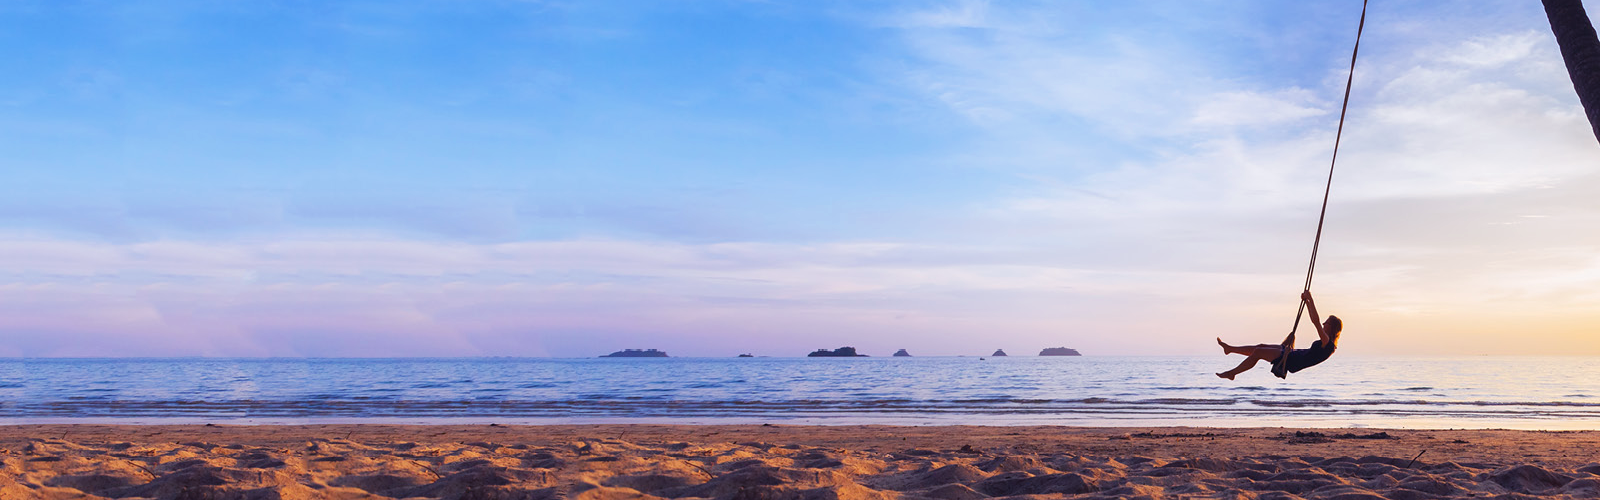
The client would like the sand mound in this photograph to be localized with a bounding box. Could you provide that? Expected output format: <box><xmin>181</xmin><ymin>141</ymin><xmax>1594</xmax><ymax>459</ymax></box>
<box><xmin>571</xmin><ymin>483</ymin><xmax>664</xmax><ymax>500</ymax></box>
<box><xmin>1489</xmin><ymin>464</ymin><xmax>1575</xmax><ymax>493</ymax></box>
<box><xmin>43</xmin><ymin>473</ymin><xmax>144</xmax><ymax>494</ymax></box>
<box><xmin>391</xmin><ymin>465</ymin><xmax>556</xmax><ymax>499</ymax></box>
<box><xmin>908</xmin><ymin>463</ymin><xmax>990</xmax><ymax>489</ymax></box>
<box><xmin>602</xmin><ymin>472</ymin><xmax>704</xmax><ymax>492</ymax></box>
<box><xmin>1163</xmin><ymin>457</ymin><xmax>1274</xmax><ymax>473</ymax></box>
<box><xmin>1562</xmin><ymin>477</ymin><xmax>1600</xmax><ymax>494</ymax></box>
<box><xmin>801</xmin><ymin>481</ymin><xmax>897</xmax><ymax>500</ymax></box>
<box><xmin>1395</xmin><ymin>476</ymin><xmax>1474</xmax><ymax>496</ymax></box>
<box><xmin>331</xmin><ymin>472</ymin><xmax>428</xmax><ymax>494</ymax></box>
<box><xmin>977</xmin><ymin>455</ymin><xmax>1042</xmax><ymax>472</ymax></box>
<box><xmin>972</xmin><ymin>470</ymin><xmax>1110</xmax><ymax>496</ymax></box>
<box><xmin>919</xmin><ymin>482</ymin><xmax>988</xmax><ymax>500</ymax></box>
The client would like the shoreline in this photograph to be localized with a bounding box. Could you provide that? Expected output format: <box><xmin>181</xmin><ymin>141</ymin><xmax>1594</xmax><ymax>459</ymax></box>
<box><xmin>7</xmin><ymin>424</ymin><xmax>1600</xmax><ymax>498</ymax></box>
<box><xmin>9</xmin><ymin>415</ymin><xmax>1600</xmax><ymax>431</ymax></box>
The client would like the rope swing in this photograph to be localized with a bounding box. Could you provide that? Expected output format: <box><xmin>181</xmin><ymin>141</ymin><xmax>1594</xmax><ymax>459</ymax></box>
<box><xmin>1274</xmin><ymin>0</ymin><xmax>1368</xmax><ymax>379</ymax></box>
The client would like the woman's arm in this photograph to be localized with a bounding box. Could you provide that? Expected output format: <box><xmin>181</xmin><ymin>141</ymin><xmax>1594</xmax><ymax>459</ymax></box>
<box><xmin>1302</xmin><ymin>290</ymin><xmax>1331</xmax><ymax>345</ymax></box>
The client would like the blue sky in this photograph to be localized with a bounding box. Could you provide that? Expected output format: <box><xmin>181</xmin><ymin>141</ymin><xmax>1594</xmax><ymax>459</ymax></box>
<box><xmin>5</xmin><ymin>1</ymin><xmax>1600</xmax><ymax>357</ymax></box>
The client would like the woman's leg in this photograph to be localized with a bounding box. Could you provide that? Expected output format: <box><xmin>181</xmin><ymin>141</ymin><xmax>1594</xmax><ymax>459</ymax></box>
<box><xmin>1218</xmin><ymin>339</ymin><xmax>1284</xmax><ymax>357</ymax></box>
<box><xmin>1216</xmin><ymin>345</ymin><xmax>1283</xmax><ymax>380</ymax></box>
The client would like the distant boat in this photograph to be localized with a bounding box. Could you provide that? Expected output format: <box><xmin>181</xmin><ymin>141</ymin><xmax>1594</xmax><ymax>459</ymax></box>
<box><xmin>1039</xmin><ymin>347</ymin><xmax>1082</xmax><ymax>356</ymax></box>
<box><xmin>737</xmin><ymin>353</ymin><xmax>754</xmax><ymax>357</ymax></box>
<box><xmin>600</xmin><ymin>348</ymin><xmax>669</xmax><ymax>358</ymax></box>
<box><xmin>808</xmin><ymin>346</ymin><xmax>869</xmax><ymax>357</ymax></box>
<box><xmin>893</xmin><ymin>349</ymin><xmax>912</xmax><ymax>357</ymax></box>
<box><xmin>992</xmin><ymin>349</ymin><xmax>1008</xmax><ymax>357</ymax></box>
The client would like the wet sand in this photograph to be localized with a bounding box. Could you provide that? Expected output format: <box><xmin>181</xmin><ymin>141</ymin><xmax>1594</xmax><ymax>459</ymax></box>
<box><xmin>4</xmin><ymin>424</ymin><xmax>1600</xmax><ymax>498</ymax></box>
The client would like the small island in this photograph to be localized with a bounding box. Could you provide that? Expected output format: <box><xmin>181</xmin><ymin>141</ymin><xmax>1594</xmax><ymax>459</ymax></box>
<box><xmin>737</xmin><ymin>353</ymin><xmax>754</xmax><ymax>358</ymax></box>
<box><xmin>992</xmin><ymin>349</ymin><xmax>1008</xmax><ymax>357</ymax></box>
<box><xmin>1039</xmin><ymin>347</ymin><xmax>1082</xmax><ymax>356</ymax></box>
<box><xmin>808</xmin><ymin>346</ymin><xmax>869</xmax><ymax>357</ymax></box>
<box><xmin>600</xmin><ymin>348</ymin><xmax>669</xmax><ymax>358</ymax></box>
<box><xmin>893</xmin><ymin>349</ymin><xmax>912</xmax><ymax>357</ymax></box>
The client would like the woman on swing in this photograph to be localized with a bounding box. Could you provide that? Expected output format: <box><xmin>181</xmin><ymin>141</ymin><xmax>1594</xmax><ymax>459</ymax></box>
<box><xmin>1216</xmin><ymin>290</ymin><xmax>1341</xmax><ymax>380</ymax></box>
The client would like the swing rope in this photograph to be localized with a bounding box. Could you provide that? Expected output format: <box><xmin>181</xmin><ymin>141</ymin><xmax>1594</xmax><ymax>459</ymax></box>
<box><xmin>1278</xmin><ymin>0</ymin><xmax>1367</xmax><ymax>376</ymax></box>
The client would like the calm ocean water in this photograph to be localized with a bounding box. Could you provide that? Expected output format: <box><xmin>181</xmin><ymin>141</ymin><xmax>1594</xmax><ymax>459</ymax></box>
<box><xmin>2</xmin><ymin>356</ymin><xmax>1597</xmax><ymax>429</ymax></box>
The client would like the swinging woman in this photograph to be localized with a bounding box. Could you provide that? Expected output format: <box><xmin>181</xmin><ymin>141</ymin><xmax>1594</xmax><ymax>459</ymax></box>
<box><xmin>1216</xmin><ymin>291</ymin><xmax>1341</xmax><ymax>380</ymax></box>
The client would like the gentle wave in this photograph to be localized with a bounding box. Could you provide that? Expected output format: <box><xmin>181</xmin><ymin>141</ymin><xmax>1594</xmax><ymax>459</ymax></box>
<box><xmin>9</xmin><ymin>397</ymin><xmax>1600</xmax><ymax>421</ymax></box>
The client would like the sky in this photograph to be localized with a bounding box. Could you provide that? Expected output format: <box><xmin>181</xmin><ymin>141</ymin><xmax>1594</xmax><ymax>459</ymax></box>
<box><xmin>4</xmin><ymin>0</ymin><xmax>1600</xmax><ymax>357</ymax></box>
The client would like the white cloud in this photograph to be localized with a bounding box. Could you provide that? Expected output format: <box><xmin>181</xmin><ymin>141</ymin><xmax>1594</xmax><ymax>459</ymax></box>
<box><xmin>1192</xmin><ymin>89</ymin><xmax>1329</xmax><ymax>127</ymax></box>
<box><xmin>892</xmin><ymin>0</ymin><xmax>991</xmax><ymax>29</ymax></box>
<box><xmin>1441</xmin><ymin>32</ymin><xmax>1542</xmax><ymax>68</ymax></box>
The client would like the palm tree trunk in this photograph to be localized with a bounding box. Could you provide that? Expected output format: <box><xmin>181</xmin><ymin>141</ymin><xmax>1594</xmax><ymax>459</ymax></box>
<box><xmin>1544</xmin><ymin>0</ymin><xmax>1600</xmax><ymax>144</ymax></box>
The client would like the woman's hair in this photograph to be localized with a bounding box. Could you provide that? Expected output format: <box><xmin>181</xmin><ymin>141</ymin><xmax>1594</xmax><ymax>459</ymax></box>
<box><xmin>1325</xmin><ymin>315</ymin><xmax>1343</xmax><ymax>345</ymax></box>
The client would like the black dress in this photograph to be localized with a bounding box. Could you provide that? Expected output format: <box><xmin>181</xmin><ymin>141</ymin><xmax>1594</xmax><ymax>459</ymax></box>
<box><xmin>1274</xmin><ymin>339</ymin><xmax>1336</xmax><ymax>374</ymax></box>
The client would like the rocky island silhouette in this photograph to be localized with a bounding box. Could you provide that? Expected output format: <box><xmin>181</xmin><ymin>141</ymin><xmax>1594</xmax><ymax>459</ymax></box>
<box><xmin>600</xmin><ymin>349</ymin><xmax>669</xmax><ymax>358</ymax></box>
<box><xmin>808</xmin><ymin>347</ymin><xmax>869</xmax><ymax>357</ymax></box>
<box><xmin>1038</xmin><ymin>347</ymin><xmax>1082</xmax><ymax>356</ymax></box>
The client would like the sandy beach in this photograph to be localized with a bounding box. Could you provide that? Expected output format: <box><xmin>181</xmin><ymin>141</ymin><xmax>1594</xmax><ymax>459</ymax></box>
<box><xmin>4</xmin><ymin>424</ymin><xmax>1600</xmax><ymax>499</ymax></box>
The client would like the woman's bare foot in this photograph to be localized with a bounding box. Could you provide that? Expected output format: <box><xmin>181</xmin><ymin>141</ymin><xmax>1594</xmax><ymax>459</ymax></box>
<box><xmin>1217</xmin><ymin>338</ymin><xmax>1234</xmax><ymax>355</ymax></box>
<box><xmin>1216</xmin><ymin>372</ymin><xmax>1235</xmax><ymax>380</ymax></box>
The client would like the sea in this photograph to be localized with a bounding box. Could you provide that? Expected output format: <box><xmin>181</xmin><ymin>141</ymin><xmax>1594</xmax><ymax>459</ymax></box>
<box><xmin>2</xmin><ymin>356</ymin><xmax>1597</xmax><ymax>429</ymax></box>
